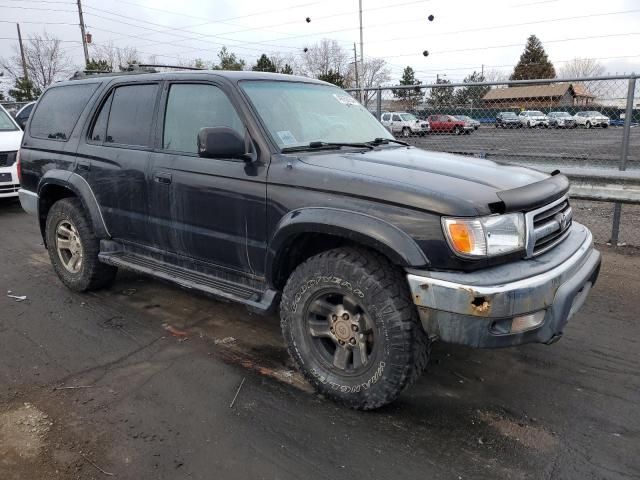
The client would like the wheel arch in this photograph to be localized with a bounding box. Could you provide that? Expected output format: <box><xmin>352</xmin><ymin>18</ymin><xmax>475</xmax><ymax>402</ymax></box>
<box><xmin>267</xmin><ymin>208</ymin><xmax>429</xmax><ymax>289</ymax></box>
<box><xmin>37</xmin><ymin>171</ymin><xmax>109</xmax><ymax>246</ymax></box>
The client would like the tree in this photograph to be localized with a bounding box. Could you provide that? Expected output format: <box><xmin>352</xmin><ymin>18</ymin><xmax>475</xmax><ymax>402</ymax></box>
<box><xmin>215</xmin><ymin>47</ymin><xmax>245</xmax><ymax>71</ymax></box>
<box><xmin>559</xmin><ymin>58</ymin><xmax>605</xmax><ymax>78</ymax></box>
<box><xmin>302</xmin><ymin>39</ymin><xmax>349</xmax><ymax>80</ymax></box>
<box><xmin>0</xmin><ymin>31</ymin><xmax>73</xmax><ymax>93</ymax></box>
<box><xmin>86</xmin><ymin>58</ymin><xmax>111</xmax><ymax>73</ymax></box>
<box><xmin>252</xmin><ymin>54</ymin><xmax>277</xmax><ymax>73</ymax></box>
<box><xmin>392</xmin><ymin>66</ymin><xmax>423</xmax><ymax>109</ymax></box>
<box><xmin>317</xmin><ymin>69</ymin><xmax>345</xmax><ymax>87</ymax></box>
<box><xmin>510</xmin><ymin>35</ymin><xmax>556</xmax><ymax>81</ymax></box>
<box><xmin>8</xmin><ymin>77</ymin><xmax>41</xmax><ymax>101</ymax></box>
<box><xmin>453</xmin><ymin>71</ymin><xmax>490</xmax><ymax>106</ymax></box>
<box><xmin>353</xmin><ymin>58</ymin><xmax>391</xmax><ymax>106</ymax></box>
<box><xmin>280</xmin><ymin>64</ymin><xmax>294</xmax><ymax>75</ymax></box>
<box><xmin>428</xmin><ymin>77</ymin><xmax>454</xmax><ymax>107</ymax></box>
<box><xmin>90</xmin><ymin>42</ymin><xmax>140</xmax><ymax>71</ymax></box>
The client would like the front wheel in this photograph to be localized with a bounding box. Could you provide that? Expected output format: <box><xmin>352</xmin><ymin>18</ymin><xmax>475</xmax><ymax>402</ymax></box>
<box><xmin>280</xmin><ymin>248</ymin><xmax>430</xmax><ymax>410</ymax></box>
<box><xmin>454</xmin><ymin>126</ymin><xmax>463</xmax><ymax>135</ymax></box>
<box><xmin>45</xmin><ymin>198</ymin><xmax>117</xmax><ymax>292</ymax></box>
<box><xmin>401</xmin><ymin>127</ymin><xmax>410</xmax><ymax>138</ymax></box>
<box><xmin>585</xmin><ymin>121</ymin><xmax>592</xmax><ymax>129</ymax></box>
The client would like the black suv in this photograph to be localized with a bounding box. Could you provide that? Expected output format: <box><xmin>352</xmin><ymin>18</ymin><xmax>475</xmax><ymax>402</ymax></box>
<box><xmin>17</xmin><ymin>71</ymin><xmax>601</xmax><ymax>409</ymax></box>
<box><xmin>495</xmin><ymin>112</ymin><xmax>521</xmax><ymax>128</ymax></box>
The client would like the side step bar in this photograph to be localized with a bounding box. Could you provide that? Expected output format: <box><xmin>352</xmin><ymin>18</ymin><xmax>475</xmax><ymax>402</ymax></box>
<box><xmin>99</xmin><ymin>251</ymin><xmax>278</xmax><ymax>313</ymax></box>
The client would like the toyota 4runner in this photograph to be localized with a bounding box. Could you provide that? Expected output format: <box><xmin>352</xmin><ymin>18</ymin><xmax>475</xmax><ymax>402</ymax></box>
<box><xmin>18</xmin><ymin>71</ymin><xmax>601</xmax><ymax>410</ymax></box>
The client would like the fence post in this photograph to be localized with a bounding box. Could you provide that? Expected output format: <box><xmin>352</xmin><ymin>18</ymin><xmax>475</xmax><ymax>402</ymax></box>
<box><xmin>376</xmin><ymin>88</ymin><xmax>382</xmax><ymax>120</ymax></box>
<box><xmin>610</xmin><ymin>75</ymin><xmax>636</xmax><ymax>246</ymax></box>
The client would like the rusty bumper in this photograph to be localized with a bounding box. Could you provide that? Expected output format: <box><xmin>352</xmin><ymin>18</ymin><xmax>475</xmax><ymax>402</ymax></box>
<box><xmin>406</xmin><ymin>223</ymin><xmax>601</xmax><ymax>348</ymax></box>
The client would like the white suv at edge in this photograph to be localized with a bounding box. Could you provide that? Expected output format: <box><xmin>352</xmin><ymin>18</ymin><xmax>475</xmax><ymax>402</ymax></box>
<box><xmin>381</xmin><ymin>112</ymin><xmax>430</xmax><ymax>137</ymax></box>
<box><xmin>0</xmin><ymin>104</ymin><xmax>23</xmax><ymax>199</ymax></box>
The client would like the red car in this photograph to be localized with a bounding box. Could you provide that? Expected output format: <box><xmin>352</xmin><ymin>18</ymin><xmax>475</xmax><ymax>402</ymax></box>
<box><xmin>427</xmin><ymin>114</ymin><xmax>473</xmax><ymax>134</ymax></box>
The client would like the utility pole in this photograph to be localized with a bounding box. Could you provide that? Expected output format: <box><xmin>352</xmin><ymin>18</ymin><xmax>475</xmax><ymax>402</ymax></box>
<box><xmin>16</xmin><ymin>23</ymin><xmax>29</xmax><ymax>81</ymax></box>
<box><xmin>358</xmin><ymin>0</ymin><xmax>364</xmax><ymax>103</ymax></box>
<box><xmin>77</xmin><ymin>0</ymin><xmax>89</xmax><ymax>66</ymax></box>
<box><xmin>481</xmin><ymin>64</ymin><xmax>484</xmax><ymax>77</ymax></box>
<box><xmin>352</xmin><ymin>43</ymin><xmax>360</xmax><ymax>95</ymax></box>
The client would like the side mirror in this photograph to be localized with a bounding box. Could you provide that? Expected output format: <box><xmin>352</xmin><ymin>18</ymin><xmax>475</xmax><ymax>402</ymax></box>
<box><xmin>198</xmin><ymin>127</ymin><xmax>250</xmax><ymax>161</ymax></box>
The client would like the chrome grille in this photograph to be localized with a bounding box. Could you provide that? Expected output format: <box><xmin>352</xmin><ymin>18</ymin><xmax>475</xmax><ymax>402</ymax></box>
<box><xmin>525</xmin><ymin>196</ymin><xmax>572</xmax><ymax>257</ymax></box>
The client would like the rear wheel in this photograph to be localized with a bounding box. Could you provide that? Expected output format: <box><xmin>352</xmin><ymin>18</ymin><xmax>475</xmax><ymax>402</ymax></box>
<box><xmin>280</xmin><ymin>247</ymin><xmax>430</xmax><ymax>410</ymax></box>
<box><xmin>602</xmin><ymin>124</ymin><xmax>608</xmax><ymax>129</ymax></box>
<box><xmin>45</xmin><ymin>198</ymin><xmax>117</xmax><ymax>292</ymax></box>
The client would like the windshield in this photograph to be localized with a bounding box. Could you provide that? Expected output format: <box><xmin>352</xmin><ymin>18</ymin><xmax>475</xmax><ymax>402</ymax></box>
<box><xmin>502</xmin><ymin>112</ymin><xmax>517</xmax><ymax>117</ymax></box>
<box><xmin>241</xmin><ymin>81</ymin><xmax>392</xmax><ymax>149</ymax></box>
<box><xmin>0</xmin><ymin>108</ymin><xmax>18</xmax><ymax>131</ymax></box>
<box><xmin>455</xmin><ymin>115</ymin><xmax>469</xmax><ymax>121</ymax></box>
<box><xmin>530</xmin><ymin>111</ymin><xmax>544</xmax><ymax>116</ymax></box>
<box><xmin>400</xmin><ymin>113</ymin><xmax>417</xmax><ymax>121</ymax></box>
<box><xmin>586</xmin><ymin>111</ymin><xmax>601</xmax><ymax>115</ymax></box>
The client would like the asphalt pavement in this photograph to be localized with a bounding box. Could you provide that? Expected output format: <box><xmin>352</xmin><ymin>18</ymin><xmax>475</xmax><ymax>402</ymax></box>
<box><xmin>1</xmin><ymin>197</ymin><xmax>638</xmax><ymax>480</ymax></box>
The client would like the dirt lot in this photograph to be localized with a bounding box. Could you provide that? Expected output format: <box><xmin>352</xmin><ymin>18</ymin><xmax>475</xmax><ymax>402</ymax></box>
<box><xmin>406</xmin><ymin>124</ymin><xmax>640</xmax><ymax>168</ymax></box>
<box><xmin>1</xmin><ymin>198</ymin><xmax>639</xmax><ymax>480</ymax></box>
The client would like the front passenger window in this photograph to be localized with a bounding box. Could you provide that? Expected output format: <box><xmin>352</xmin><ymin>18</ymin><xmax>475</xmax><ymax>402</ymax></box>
<box><xmin>163</xmin><ymin>84</ymin><xmax>244</xmax><ymax>154</ymax></box>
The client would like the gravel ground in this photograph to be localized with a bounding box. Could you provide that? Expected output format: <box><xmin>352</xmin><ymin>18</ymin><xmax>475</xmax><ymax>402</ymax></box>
<box><xmin>1</xmin><ymin>198</ymin><xmax>639</xmax><ymax>480</ymax></box>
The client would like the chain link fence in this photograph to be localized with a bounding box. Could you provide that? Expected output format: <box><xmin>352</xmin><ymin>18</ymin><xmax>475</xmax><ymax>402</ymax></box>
<box><xmin>347</xmin><ymin>75</ymin><xmax>639</xmax><ymax>247</ymax></box>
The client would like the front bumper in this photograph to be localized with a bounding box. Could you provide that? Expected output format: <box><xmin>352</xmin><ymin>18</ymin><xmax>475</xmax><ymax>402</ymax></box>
<box><xmin>406</xmin><ymin>223</ymin><xmax>600</xmax><ymax>348</ymax></box>
<box><xmin>0</xmin><ymin>164</ymin><xmax>19</xmax><ymax>198</ymax></box>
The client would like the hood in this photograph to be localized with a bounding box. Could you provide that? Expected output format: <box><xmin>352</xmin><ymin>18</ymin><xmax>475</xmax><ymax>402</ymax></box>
<box><xmin>0</xmin><ymin>130</ymin><xmax>23</xmax><ymax>151</ymax></box>
<box><xmin>295</xmin><ymin>146</ymin><xmax>551</xmax><ymax>216</ymax></box>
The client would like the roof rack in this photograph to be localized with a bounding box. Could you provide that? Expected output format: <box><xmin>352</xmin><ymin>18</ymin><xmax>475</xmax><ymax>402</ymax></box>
<box><xmin>69</xmin><ymin>63</ymin><xmax>205</xmax><ymax>80</ymax></box>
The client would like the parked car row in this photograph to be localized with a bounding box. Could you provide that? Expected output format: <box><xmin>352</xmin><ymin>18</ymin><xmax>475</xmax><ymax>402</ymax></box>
<box><xmin>495</xmin><ymin>110</ymin><xmax>610</xmax><ymax>129</ymax></box>
<box><xmin>381</xmin><ymin>109</ymin><xmax>612</xmax><ymax>136</ymax></box>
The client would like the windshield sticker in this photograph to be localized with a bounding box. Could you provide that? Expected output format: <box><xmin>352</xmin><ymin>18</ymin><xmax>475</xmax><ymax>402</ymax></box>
<box><xmin>277</xmin><ymin>130</ymin><xmax>297</xmax><ymax>145</ymax></box>
<box><xmin>333</xmin><ymin>94</ymin><xmax>360</xmax><ymax>106</ymax></box>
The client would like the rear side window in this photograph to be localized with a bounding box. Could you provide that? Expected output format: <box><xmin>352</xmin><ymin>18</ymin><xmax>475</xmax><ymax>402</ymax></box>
<box><xmin>105</xmin><ymin>84</ymin><xmax>158</xmax><ymax>147</ymax></box>
<box><xmin>381</xmin><ymin>114</ymin><xmax>390</xmax><ymax>121</ymax></box>
<box><xmin>29</xmin><ymin>83</ymin><xmax>98</xmax><ymax>140</ymax></box>
<box><xmin>392</xmin><ymin>114</ymin><xmax>401</xmax><ymax>121</ymax></box>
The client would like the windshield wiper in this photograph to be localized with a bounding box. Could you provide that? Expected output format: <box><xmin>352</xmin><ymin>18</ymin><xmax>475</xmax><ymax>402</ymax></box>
<box><xmin>368</xmin><ymin>137</ymin><xmax>410</xmax><ymax>146</ymax></box>
<box><xmin>281</xmin><ymin>141</ymin><xmax>374</xmax><ymax>153</ymax></box>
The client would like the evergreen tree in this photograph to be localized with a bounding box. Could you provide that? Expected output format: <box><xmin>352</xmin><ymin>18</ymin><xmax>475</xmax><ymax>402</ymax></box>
<box><xmin>392</xmin><ymin>66</ymin><xmax>423</xmax><ymax>108</ymax></box>
<box><xmin>510</xmin><ymin>35</ymin><xmax>556</xmax><ymax>81</ymax></box>
<box><xmin>280</xmin><ymin>64</ymin><xmax>294</xmax><ymax>75</ymax></box>
<box><xmin>317</xmin><ymin>69</ymin><xmax>345</xmax><ymax>87</ymax></box>
<box><xmin>252</xmin><ymin>54</ymin><xmax>277</xmax><ymax>73</ymax></box>
<box><xmin>453</xmin><ymin>71</ymin><xmax>490</xmax><ymax>106</ymax></box>
<box><xmin>9</xmin><ymin>77</ymin><xmax>41</xmax><ymax>101</ymax></box>
<box><xmin>86</xmin><ymin>58</ymin><xmax>111</xmax><ymax>73</ymax></box>
<box><xmin>428</xmin><ymin>77</ymin><xmax>454</xmax><ymax>107</ymax></box>
<box><xmin>215</xmin><ymin>47</ymin><xmax>245</xmax><ymax>71</ymax></box>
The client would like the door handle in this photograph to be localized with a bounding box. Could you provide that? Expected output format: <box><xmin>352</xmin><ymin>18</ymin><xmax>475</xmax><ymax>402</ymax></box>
<box><xmin>154</xmin><ymin>172</ymin><xmax>172</xmax><ymax>184</ymax></box>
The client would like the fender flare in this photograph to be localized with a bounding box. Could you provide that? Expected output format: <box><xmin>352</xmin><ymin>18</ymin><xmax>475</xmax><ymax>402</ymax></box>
<box><xmin>38</xmin><ymin>170</ymin><xmax>110</xmax><ymax>240</ymax></box>
<box><xmin>266</xmin><ymin>207</ymin><xmax>429</xmax><ymax>285</ymax></box>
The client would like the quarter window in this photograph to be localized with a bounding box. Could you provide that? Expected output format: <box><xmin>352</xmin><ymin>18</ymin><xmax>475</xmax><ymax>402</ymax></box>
<box><xmin>105</xmin><ymin>84</ymin><xmax>158</xmax><ymax>147</ymax></box>
<box><xmin>30</xmin><ymin>83</ymin><xmax>98</xmax><ymax>140</ymax></box>
<box><xmin>163</xmin><ymin>83</ymin><xmax>244</xmax><ymax>154</ymax></box>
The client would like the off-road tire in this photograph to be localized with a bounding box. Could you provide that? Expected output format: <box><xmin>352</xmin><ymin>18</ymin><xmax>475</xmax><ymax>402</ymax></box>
<box><xmin>45</xmin><ymin>198</ymin><xmax>117</xmax><ymax>292</ymax></box>
<box><xmin>280</xmin><ymin>247</ymin><xmax>430</xmax><ymax>410</ymax></box>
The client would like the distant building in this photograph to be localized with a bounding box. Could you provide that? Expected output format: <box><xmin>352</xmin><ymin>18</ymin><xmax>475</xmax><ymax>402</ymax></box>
<box><xmin>482</xmin><ymin>83</ymin><xmax>595</xmax><ymax>108</ymax></box>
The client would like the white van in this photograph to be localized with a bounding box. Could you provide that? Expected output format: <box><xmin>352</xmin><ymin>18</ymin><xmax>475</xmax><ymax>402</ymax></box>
<box><xmin>0</xmin><ymin>104</ymin><xmax>23</xmax><ymax>198</ymax></box>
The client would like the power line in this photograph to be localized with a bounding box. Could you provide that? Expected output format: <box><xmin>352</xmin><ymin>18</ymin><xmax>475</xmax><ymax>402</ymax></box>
<box><xmin>365</xmin><ymin>9</ymin><xmax>640</xmax><ymax>46</ymax></box>
<box><xmin>383</xmin><ymin>32</ymin><xmax>640</xmax><ymax>59</ymax></box>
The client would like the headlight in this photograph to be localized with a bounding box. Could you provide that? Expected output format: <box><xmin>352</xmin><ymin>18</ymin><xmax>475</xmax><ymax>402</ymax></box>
<box><xmin>442</xmin><ymin>213</ymin><xmax>525</xmax><ymax>258</ymax></box>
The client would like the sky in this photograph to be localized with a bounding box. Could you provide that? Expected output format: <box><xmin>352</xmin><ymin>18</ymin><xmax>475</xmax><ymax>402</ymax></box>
<box><xmin>1</xmin><ymin>0</ymin><xmax>639</xmax><ymax>88</ymax></box>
